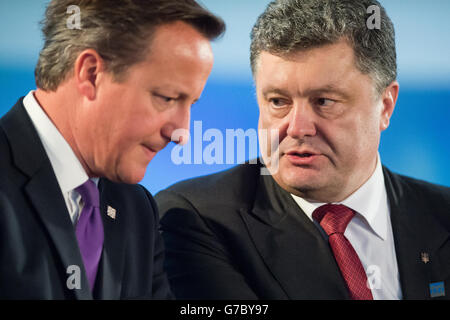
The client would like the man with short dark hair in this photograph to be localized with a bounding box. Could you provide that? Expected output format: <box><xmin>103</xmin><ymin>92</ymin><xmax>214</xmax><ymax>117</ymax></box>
<box><xmin>0</xmin><ymin>0</ymin><xmax>224</xmax><ymax>299</ymax></box>
<box><xmin>156</xmin><ymin>0</ymin><xmax>450</xmax><ymax>300</ymax></box>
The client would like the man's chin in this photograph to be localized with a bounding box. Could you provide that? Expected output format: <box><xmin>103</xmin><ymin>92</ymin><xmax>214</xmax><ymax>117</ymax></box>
<box><xmin>274</xmin><ymin>166</ymin><xmax>327</xmax><ymax>191</ymax></box>
<box><xmin>109</xmin><ymin>165</ymin><xmax>147</xmax><ymax>185</ymax></box>
<box><xmin>283</xmin><ymin>163</ymin><xmax>323</xmax><ymax>180</ymax></box>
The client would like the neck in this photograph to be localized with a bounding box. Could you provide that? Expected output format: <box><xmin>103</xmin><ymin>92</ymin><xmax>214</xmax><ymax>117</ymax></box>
<box><xmin>34</xmin><ymin>87</ymin><xmax>94</xmax><ymax>177</ymax></box>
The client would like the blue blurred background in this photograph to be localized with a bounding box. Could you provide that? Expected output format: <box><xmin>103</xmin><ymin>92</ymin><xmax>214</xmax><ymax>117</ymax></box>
<box><xmin>1</xmin><ymin>0</ymin><xmax>449</xmax><ymax>193</ymax></box>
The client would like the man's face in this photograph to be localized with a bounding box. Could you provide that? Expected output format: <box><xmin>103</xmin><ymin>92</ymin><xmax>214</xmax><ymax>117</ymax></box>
<box><xmin>255</xmin><ymin>40</ymin><xmax>397</xmax><ymax>202</ymax></box>
<box><xmin>74</xmin><ymin>21</ymin><xmax>214</xmax><ymax>184</ymax></box>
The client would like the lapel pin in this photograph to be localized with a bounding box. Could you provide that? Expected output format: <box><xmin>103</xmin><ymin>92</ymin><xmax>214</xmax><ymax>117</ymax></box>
<box><xmin>421</xmin><ymin>252</ymin><xmax>430</xmax><ymax>264</ymax></box>
<box><xmin>429</xmin><ymin>281</ymin><xmax>445</xmax><ymax>298</ymax></box>
<box><xmin>107</xmin><ymin>206</ymin><xmax>117</xmax><ymax>220</ymax></box>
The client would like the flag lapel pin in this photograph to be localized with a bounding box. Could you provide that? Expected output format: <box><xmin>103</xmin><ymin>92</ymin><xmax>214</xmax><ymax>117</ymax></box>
<box><xmin>107</xmin><ymin>206</ymin><xmax>117</xmax><ymax>220</ymax></box>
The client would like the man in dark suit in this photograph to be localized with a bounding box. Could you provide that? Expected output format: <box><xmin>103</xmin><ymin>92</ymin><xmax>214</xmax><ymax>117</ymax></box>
<box><xmin>156</xmin><ymin>0</ymin><xmax>450</xmax><ymax>300</ymax></box>
<box><xmin>0</xmin><ymin>0</ymin><xmax>224</xmax><ymax>299</ymax></box>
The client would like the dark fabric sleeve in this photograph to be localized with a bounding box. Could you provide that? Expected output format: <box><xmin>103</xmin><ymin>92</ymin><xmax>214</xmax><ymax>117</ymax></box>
<box><xmin>156</xmin><ymin>190</ymin><xmax>258</xmax><ymax>300</ymax></box>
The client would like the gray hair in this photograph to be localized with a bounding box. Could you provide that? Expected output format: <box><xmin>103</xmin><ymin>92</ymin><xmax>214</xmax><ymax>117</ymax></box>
<box><xmin>35</xmin><ymin>0</ymin><xmax>225</xmax><ymax>91</ymax></box>
<box><xmin>250</xmin><ymin>0</ymin><xmax>396</xmax><ymax>94</ymax></box>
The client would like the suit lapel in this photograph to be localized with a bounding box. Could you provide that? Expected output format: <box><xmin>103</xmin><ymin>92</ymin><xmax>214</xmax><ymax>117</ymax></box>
<box><xmin>1</xmin><ymin>100</ymin><xmax>92</xmax><ymax>299</ymax></box>
<box><xmin>384</xmin><ymin>167</ymin><xmax>450</xmax><ymax>299</ymax></box>
<box><xmin>240</xmin><ymin>172</ymin><xmax>349</xmax><ymax>299</ymax></box>
<box><xmin>25</xmin><ymin>167</ymin><xmax>92</xmax><ymax>299</ymax></box>
<box><xmin>94</xmin><ymin>178</ymin><xmax>127</xmax><ymax>299</ymax></box>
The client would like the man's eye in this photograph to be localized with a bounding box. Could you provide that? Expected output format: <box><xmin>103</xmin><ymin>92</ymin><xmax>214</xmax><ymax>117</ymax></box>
<box><xmin>269</xmin><ymin>98</ymin><xmax>288</xmax><ymax>108</ymax></box>
<box><xmin>161</xmin><ymin>96</ymin><xmax>175</xmax><ymax>103</ymax></box>
<box><xmin>154</xmin><ymin>93</ymin><xmax>177</xmax><ymax>103</ymax></box>
<box><xmin>315</xmin><ymin>98</ymin><xmax>335</xmax><ymax>107</ymax></box>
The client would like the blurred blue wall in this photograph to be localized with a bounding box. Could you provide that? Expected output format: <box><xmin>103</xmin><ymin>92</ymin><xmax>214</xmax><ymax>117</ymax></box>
<box><xmin>1</xmin><ymin>0</ymin><xmax>449</xmax><ymax>193</ymax></box>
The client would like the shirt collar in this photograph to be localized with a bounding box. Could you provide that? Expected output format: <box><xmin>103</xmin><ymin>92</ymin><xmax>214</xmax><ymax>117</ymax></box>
<box><xmin>291</xmin><ymin>154</ymin><xmax>389</xmax><ymax>240</ymax></box>
<box><xmin>23</xmin><ymin>91</ymin><xmax>92</xmax><ymax>193</ymax></box>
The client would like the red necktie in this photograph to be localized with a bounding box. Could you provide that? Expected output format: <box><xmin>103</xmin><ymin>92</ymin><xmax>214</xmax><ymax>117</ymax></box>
<box><xmin>312</xmin><ymin>204</ymin><xmax>373</xmax><ymax>300</ymax></box>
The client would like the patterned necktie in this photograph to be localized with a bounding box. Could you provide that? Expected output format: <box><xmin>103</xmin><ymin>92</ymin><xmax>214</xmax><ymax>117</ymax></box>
<box><xmin>312</xmin><ymin>204</ymin><xmax>373</xmax><ymax>300</ymax></box>
<box><xmin>75</xmin><ymin>180</ymin><xmax>104</xmax><ymax>291</ymax></box>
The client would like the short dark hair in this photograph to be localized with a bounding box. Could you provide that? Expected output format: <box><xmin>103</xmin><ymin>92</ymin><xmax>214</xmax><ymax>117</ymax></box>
<box><xmin>35</xmin><ymin>0</ymin><xmax>225</xmax><ymax>91</ymax></box>
<box><xmin>250</xmin><ymin>0</ymin><xmax>396</xmax><ymax>94</ymax></box>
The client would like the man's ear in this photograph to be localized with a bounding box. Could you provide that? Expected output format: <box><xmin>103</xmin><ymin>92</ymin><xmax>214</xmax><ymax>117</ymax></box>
<box><xmin>380</xmin><ymin>81</ymin><xmax>399</xmax><ymax>131</ymax></box>
<box><xmin>74</xmin><ymin>49</ymin><xmax>105</xmax><ymax>101</ymax></box>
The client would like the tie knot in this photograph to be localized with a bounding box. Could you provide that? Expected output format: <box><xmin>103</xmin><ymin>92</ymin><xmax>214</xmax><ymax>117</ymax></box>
<box><xmin>312</xmin><ymin>204</ymin><xmax>355</xmax><ymax>236</ymax></box>
<box><xmin>75</xmin><ymin>180</ymin><xmax>99</xmax><ymax>208</ymax></box>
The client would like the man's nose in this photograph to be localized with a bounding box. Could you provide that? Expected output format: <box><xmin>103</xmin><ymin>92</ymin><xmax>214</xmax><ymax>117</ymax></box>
<box><xmin>286</xmin><ymin>102</ymin><xmax>317</xmax><ymax>139</ymax></box>
<box><xmin>162</xmin><ymin>104</ymin><xmax>191</xmax><ymax>145</ymax></box>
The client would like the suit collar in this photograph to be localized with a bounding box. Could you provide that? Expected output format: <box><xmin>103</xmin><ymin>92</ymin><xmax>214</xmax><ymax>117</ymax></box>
<box><xmin>251</xmin><ymin>172</ymin><xmax>292</xmax><ymax>227</ymax></box>
<box><xmin>1</xmin><ymin>98</ymin><xmax>49</xmax><ymax>178</ymax></box>
<box><xmin>25</xmin><ymin>164</ymin><xmax>93</xmax><ymax>299</ymax></box>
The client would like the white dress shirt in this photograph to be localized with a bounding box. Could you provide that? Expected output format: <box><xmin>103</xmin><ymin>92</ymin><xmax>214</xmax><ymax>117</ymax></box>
<box><xmin>23</xmin><ymin>91</ymin><xmax>98</xmax><ymax>224</ymax></box>
<box><xmin>291</xmin><ymin>155</ymin><xmax>403</xmax><ymax>300</ymax></box>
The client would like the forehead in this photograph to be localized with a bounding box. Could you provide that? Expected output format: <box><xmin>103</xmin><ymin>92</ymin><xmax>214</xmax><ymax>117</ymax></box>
<box><xmin>149</xmin><ymin>21</ymin><xmax>213</xmax><ymax>60</ymax></box>
<box><xmin>124</xmin><ymin>21</ymin><xmax>214</xmax><ymax>95</ymax></box>
<box><xmin>255</xmin><ymin>40</ymin><xmax>365</xmax><ymax>92</ymax></box>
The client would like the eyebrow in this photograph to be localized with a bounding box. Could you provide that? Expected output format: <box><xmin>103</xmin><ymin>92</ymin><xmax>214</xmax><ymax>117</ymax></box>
<box><xmin>262</xmin><ymin>84</ymin><xmax>351</xmax><ymax>100</ymax></box>
<box><xmin>306</xmin><ymin>85</ymin><xmax>351</xmax><ymax>100</ymax></box>
<box><xmin>262</xmin><ymin>87</ymin><xmax>291</xmax><ymax>98</ymax></box>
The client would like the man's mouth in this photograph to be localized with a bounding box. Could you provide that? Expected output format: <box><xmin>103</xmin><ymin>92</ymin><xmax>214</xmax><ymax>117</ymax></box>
<box><xmin>295</xmin><ymin>153</ymin><xmax>314</xmax><ymax>158</ymax></box>
<box><xmin>285</xmin><ymin>150</ymin><xmax>321</xmax><ymax>165</ymax></box>
<box><xmin>286</xmin><ymin>150</ymin><xmax>318</xmax><ymax>157</ymax></box>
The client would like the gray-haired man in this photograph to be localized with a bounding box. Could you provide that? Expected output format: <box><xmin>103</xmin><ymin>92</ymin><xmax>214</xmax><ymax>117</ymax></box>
<box><xmin>156</xmin><ymin>0</ymin><xmax>450</xmax><ymax>300</ymax></box>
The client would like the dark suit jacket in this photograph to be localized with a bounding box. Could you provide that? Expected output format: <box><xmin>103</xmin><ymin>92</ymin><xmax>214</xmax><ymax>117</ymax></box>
<box><xmin>156</xmin><ymin>161</ymin><xmax>450</xmax><ymax>300</ymax></box>
<box><xmin>0</xmin><ymin>98</ymin><xmax>172</xmax><ymax>299</ymax></box>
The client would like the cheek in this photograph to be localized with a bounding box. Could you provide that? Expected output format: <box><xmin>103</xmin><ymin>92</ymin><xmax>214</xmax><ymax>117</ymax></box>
<box><xmin>101</xmin><ymin>114</ymin><xmax>147</xmax><ymax>156</ymax></box>
<box><xmin>259</xmin><ymin>108</ymin><xmax>287</xmax><ymax>134</ymax></box>
<box><xmin>125</xmin><ymin>113</ymin><xmax>165</xmax><ymax>148</ymax></box>
<box><xmin>116</xmin><ymin>98</ymin><xmax>159</xmax><ymax>138</ymax></box>
<box><xmin>258</xmin><ymin>112</ymin><xmax>278</xmax><ymax>140</ymax></box>
<box><xmin>334</xmin><ymin>114</ymin><xmax>380</xmax><ymax>164</ymax></box>
<box><xmin>358</xmin><ymin>108</ymin><xmax>383</xmax><ymax>144</ymax></box>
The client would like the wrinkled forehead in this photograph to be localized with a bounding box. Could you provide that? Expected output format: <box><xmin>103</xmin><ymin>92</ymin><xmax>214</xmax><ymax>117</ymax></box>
<box><xmin>253</xmin><ymin>38</ymin><xmax>356</xmax><ymax>74</ymax></box>
<box><xmin>256</xmin><ymin>43</ymin><xmax>357</xmax><ymax>81</ymax></box>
